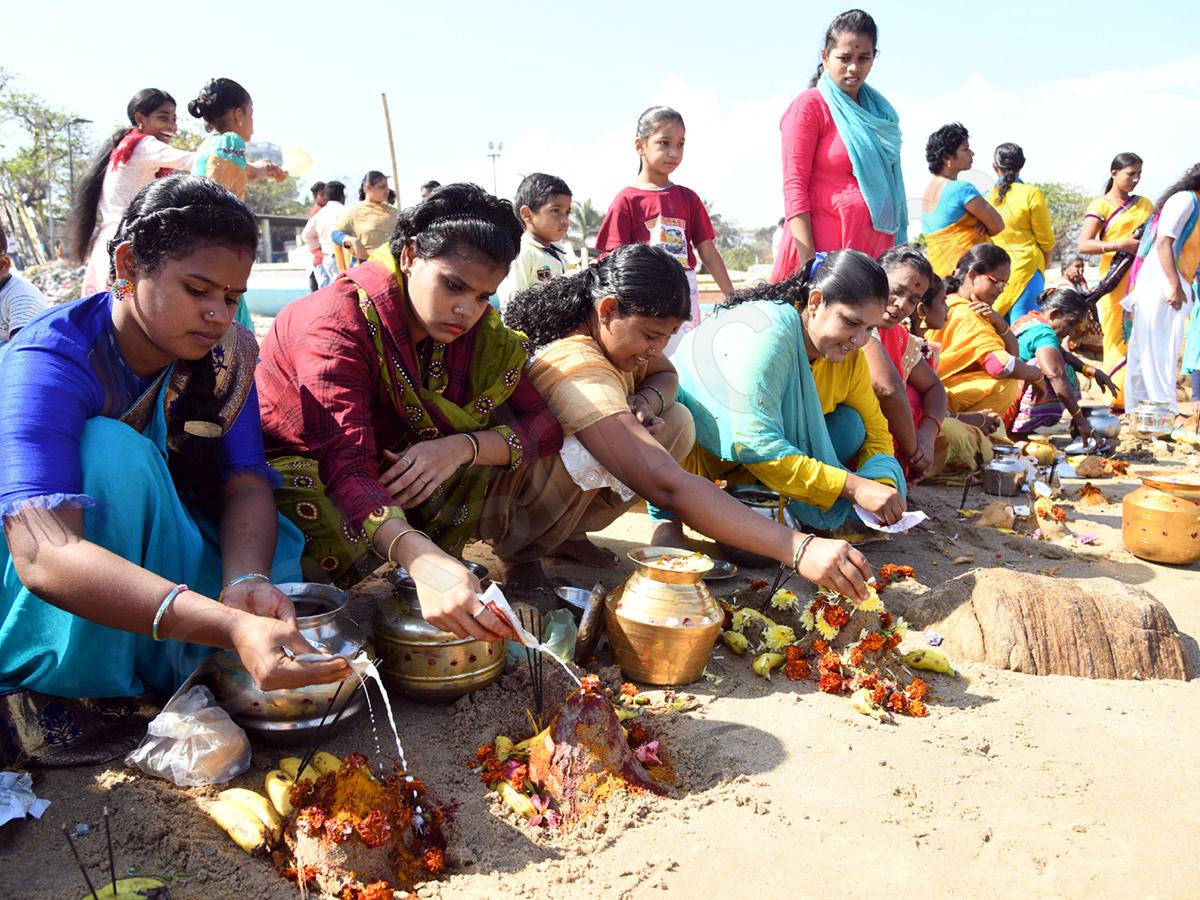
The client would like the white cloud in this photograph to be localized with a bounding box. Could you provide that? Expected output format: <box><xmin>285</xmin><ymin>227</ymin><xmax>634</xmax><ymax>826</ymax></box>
<box><xmin>485</xmin><ymin>56</ymin><xmax>1200</xmax><ymax>234</ymax></box>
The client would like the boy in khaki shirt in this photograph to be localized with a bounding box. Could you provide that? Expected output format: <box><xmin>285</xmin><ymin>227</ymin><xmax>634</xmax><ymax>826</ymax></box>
<box><xmin>497</xmin><ymin>173</ymin><xmax>574</xmax><ymax>311</ymax></box>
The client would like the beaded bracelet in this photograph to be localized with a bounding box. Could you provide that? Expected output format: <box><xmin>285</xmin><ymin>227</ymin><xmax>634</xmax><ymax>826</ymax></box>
<box><xmin>791</xmin><ymin>534</ymin><xmax>816</xmax><ymax>574</ymax></box>
<box><xmin>152</xmin><ymin>584</ymin><xmax>189</xmax><ymax>642</ymax></box>
<box><xmin>218</xmin><ymin>572</ymin><xmax>271</xmax><ymax>603</ymax></box>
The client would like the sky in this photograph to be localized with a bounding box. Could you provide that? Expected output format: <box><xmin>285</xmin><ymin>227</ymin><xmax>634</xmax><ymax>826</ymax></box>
<box><xmin>3</xmin><ymin>0</ymin><xmax>1198</xmax><ymax>233</ymax></box>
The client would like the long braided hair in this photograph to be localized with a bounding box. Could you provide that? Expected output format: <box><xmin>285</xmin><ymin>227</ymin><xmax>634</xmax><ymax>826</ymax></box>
<box><xmin>111</xmin><ymin>174</ymin><xmax>259</xmax><ymax>511</ymax></box>
<box><xmin>503</xmin><ymin>244</ymin><xmax>690</xmax><ymax>352</ymax></box>
<box><xmin>993</xmin><ymin>142</ymin><xmax>1025</xmax><ymax>204</ymax></box>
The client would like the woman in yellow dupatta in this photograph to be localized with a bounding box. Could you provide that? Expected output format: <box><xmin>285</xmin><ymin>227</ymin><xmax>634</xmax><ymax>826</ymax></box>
<box><xmin>920</xmin><ymin>123</ymin><xmax>1004</xmax><ymax>277</ymax></box>
<box><xmin>1077</xmin><ymin>152</ymin><xmax>1151</xmax><ymax>408</ymax></box>
<box><xmin>987</xmin><ymin>143</ymin><xmax>1055</xmax><ymax>322</ymax></box>
<box><xmin>926</xmin><ymin>244</ymin><xmax>1042</xmax><ymax>433</ymax></box>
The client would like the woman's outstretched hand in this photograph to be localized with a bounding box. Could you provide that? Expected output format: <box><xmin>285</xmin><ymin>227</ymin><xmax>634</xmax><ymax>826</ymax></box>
<box><xmin>795</xmin><ymin>536</ymin><xmax>873</xmax><ymax>602</ymax></box>
<box><xmin>229</xmin><ymin>614</ymin><xmax>351</xmax><ymax>692</ymax></box>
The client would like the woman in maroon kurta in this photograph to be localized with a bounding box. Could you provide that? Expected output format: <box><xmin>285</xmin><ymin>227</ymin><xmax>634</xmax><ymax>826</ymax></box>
<box><xmin>256</xmin><ymin>184</ymin><xmax>562</xmax><ymax>642</ymax></box>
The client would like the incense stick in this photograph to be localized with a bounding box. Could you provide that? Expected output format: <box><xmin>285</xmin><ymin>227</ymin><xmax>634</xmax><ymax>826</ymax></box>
<box><xmin>520</xmin><ymin>608</ymin><xmax>545</xmax><ymax>723</ymax></box>
<box><xmin>103</xmin><ymin>807</ymin><xmax>116</xmax><ymax>897</ymax></box>
<box><xmin>958</xmin><ymin>475</ymin><xmax>973</xmax><ymax>511</ymax></box>
<box><xmin>295</xmin><ymin>680</ymin><xmax>346</xmax><ymax>779</ymax></box>
<box><xmin>63</xmin><ymin>824</ymin><xmax>99</xmax><ymax>900</ymax></box>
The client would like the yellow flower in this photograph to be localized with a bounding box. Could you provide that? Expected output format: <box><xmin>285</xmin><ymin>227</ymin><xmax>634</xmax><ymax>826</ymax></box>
<box><xmin>769</xmin><ymin>588</ymin><xmax>799</xmax><ymax>611</ymax></box>
<box><xmin>799</xmin><ymin>609</ymin><xmax>816</xmax><ymax>632</ymax></box>
<box><xmin>720</xmin><ymin>630</ymin><xmax>751</xmax><ymax>655</ymax></box>
<box><xmin>814</xmin><ymin>615</ymin><xmax>838</xmax><ymax>640</ymax></box>
<box><xmin>852</xmin><ymin>584</ymin><xmax>882</xmax><ymax>612</ymax></box>
<box><xmin>730</xmin><ymin>608</ymin><xmax>764</xmax><ymax>633</ymax></box>
<box><xmin>893</xmin><ymin>616</ymin><xmax>909</xmax><ymax>639</ymax></box>
<box><xmin>762</xmin><ymin>625</ymin><xmax>797</xmax><ymax>652</ymax></box>
<box><xmin>1034</xmin><ymin>497</ymin><xmax>1056</xmax><ymax>518</ymax></box>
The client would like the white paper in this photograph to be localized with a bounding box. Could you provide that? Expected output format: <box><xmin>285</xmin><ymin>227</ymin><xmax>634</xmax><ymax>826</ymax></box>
<box><xmin>477</xmin><ymin>582</ymin><xmax>541</xmax><ymax>648</ymax></box>
<box><xmin>0</xmin><ymin>771</ymin><xmax>50</xmax><ymax>825</ymax></box>
<box><xmin>853</xmin><ymin>504</ymin><xmax>929</xmax><ymax>534</ymax></box>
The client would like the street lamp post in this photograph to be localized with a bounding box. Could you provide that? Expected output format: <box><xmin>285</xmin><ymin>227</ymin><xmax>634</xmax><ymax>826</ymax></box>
<box><xmin>67</xmin><ymin>117</ymin><xmax>92</xmax><ymax>198</ymax></box>
<box><xmin>487</xmin><ymin>141</ymin><xmax>503</xmax><ymax>196</ymax></box>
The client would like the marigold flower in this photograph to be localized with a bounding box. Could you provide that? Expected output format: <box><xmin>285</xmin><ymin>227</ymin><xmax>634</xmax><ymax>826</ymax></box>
<box><xmin>749</xmin><ymin>579</ymin><xmax>769</xmax><ymax>591</ymax></box>
<box><xmin>809</xmin><ymin>598</ymin><xmax>826</xmax><ymax>615</ymax></box>
<box><xmin>818</xmin><ymin>671</ymin><xmax>845</xmax><ymax>694</ymax></box>
<box><xmin>784</xmin><ymin>645</ymin><xmax>805</xmax><ymax>663</ymax></box>
<box><xmin>884</xmin><ymin>633</ymin><xmax>904</xmax><ymax>651</ymax></box>
<box><xmin>423</xmin><ymin>847</ymin><xmax>446</xmax><ymax>874</ymax></box>
<box><xmin>859</xmin><ymin>632</ymin><xmax>884</xmax><ymax>653</ymax></box>
<box><xmin>625</xmin><ymin>721</ymin><xmax>650</xmax><ymax>747</ymax></box>
<box><xmin>784</xmin><ymin>658</ymin><xmax>811</xmax><ymax>681</ymax></box>
<box><xmin>908</xmin><ymin>699</ymin><xmax>928</xmax><ymax>718</ymax></box>
<box><xmin>907</xmin><ymin>678</ymin><xmax>927</xmax><ymax>701</ymax></box>
<box><xmin>811</xmin><ymin>640</ymin><xmax>829</xmax><ymax>655</ymax></box>
<box><xmin>763</xmin><ymin>624</ymin><xmax>798</xmax><ymax>651</ymax></box>
<box><xmin>620</xmin><ymin>682</ymin><xmax>639</xmax><ymax>698</ymax></box>
<box><xmin>1051</xmin><ymin>505</ymin><xmax>1068</xmax><ymax>522</ymax></box>
<box><xmin>818</xmin><ymin>650</ymin><xmax>842</xmax><ymax>674</ymax></box>
<box><xmin>1034</xmin><ymin>497</ymin><xmax>1056</xmax><ymax>518</ymax></box>
<box><xmin>823</xmin><ymin>604</ymin><xmax>850</xmax><ymax>628</ymax></box>
<box><xmin>879</xmin><ymin>612</ymin><xmax>893</xmax><ymax>629</ymax></box>
<box><xmin>886</xmin><ymin>690</ymin><xmax>908</xmax><ymax>713</ymax></box>
<box><xmin>580</xmin><ymin>674</ymin><xmax>601</xmax><ymax>693</ymax></box>
<box><xmin>849</xmin><ymin>646</ymin><xmax>865</xmax><ymax>666</ymax></box>
<box><xmin>879</xmin><ymin>563</ymin><xmax>914</xmax><ymax>583</ymax></box>
<box><xmin>871</xmin><ymin>683</ymin><xmax>888</xmax><ymax>705</ymax></box>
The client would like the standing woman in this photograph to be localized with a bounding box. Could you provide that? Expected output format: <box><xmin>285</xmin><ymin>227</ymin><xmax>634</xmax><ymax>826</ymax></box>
<box><xmin>1077</xmin><ymin>152</ymin><xmax>1151</xmax><ymax>407</ymax></box>
<box><xmin>920</xmin><ymin>123</ymin><xmax>1004</xmax><ymax>277</ymax></box>
<box><xmin>256</xmin><ymin>184</ymin><xmax>561</xmax><ymax>640</ymax></box>
<box><xmin>333</xmin><ymin>171</ymin><xmax>401</xmax><ymax>264</ymax></box>
<box><xmin>69</xmin><ymin>89</ymin><xmax>196</xmax><ymax>297</ymax></box>
<box><xmin>1122</xmin><ymin>164</ymin><xmax>1200</xmax><ymax>419</ymax></box>
<box><xmin>188</xmin><ymin>77</ymin><xmax>287</xmax><ymax>330</ymax></box>
<box><xmin>987</xmin><ymin>143</ymin><xmax>1055</xmax><ymax>322</ymax></box>
<box><xmin>1</xmin><ymin>175</ymin><xmax>348</xmax><ymax>701</ymax></box>
<box><xmin>770</xmin><ymin>9</ymin><xmax>907</xmax><ymax>282</ymax></box>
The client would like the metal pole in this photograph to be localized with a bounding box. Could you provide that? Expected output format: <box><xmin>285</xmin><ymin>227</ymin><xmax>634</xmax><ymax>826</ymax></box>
<box><xmin>68</xmin><ymin>119</ymin><xmax>75</xmax><ymax>198</ymax></box>
<box><xmin>380</xmin><ymin>93</ymin><xmax>400</xmax><ymax>208</ymax></box>
<box><xmin>44</xmin><ymin>121</ymin><xmax>54</xmax><ymax>254</ymax></box>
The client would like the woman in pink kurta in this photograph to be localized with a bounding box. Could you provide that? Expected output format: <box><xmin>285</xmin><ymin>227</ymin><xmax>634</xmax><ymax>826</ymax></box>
<box><xmin>771</xmin><ymin>11</ymin><xmax>906</xmax><ymax>282</ymax></box>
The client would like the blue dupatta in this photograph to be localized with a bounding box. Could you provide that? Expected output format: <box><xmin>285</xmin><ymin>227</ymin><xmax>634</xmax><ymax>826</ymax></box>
<box><xmin>673</xmin><ymin>300</ymin><xmax>904</xmax><ymax>530</ymax></box>
<box><xmin>817</xmin><ymin>71</ymin><xmax>908</xmax><ymax>242</ymax></box>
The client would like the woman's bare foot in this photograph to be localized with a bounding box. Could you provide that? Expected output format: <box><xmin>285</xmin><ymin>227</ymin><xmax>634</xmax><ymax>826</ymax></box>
<box><xmin>650</xmin><ymin>519</ymin><xmax>688</xmax><ymax>549</ymax></box>
<box><xmin>547</xmin><ymin>537</ymin><xmax>619</xmax><ymax>568</ymax></box>
<box><xmin>494</xmin><ymin>558</ymin><xmax>557</xmax><ymax>598</ymax></box>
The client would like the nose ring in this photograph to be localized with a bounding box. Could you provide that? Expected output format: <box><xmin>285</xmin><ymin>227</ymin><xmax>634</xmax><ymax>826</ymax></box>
<box><xmin>206</xmin><ymin>310</ymin><xmax>216</xmax><ymax>319</ymax></box>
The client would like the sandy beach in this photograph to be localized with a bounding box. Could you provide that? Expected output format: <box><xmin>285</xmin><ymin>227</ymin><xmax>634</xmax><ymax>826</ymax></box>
<box><xmin>2</xmin><ymin>427</ymin><xmax>1198</xmax><ymax>899</ymax></box>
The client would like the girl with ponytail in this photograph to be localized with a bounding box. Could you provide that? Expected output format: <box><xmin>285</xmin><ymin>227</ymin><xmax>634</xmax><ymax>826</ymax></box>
<box><xmin>666</xmin><ymin>249</ymin><xmax>908</xmax><ymax>537</ymax></box>
<box><xmin>986</xmin><ymin>143</ymin><xmax>1056</xmax><ymax>322</ymax></box>
<box><xmin>493</xmin><ymin>244</ymin><xmax>873</xmax><ymax>599</ymax></box>
<box><xmin>772</xmin><ymin>9</ymin><xmax>907</xmax><ymax>283</ymax></box>
<box><xmin>0</xmin><ymin>174</ymin><xmax>348</xmax><ymax>710</ymax></box>
<box><xmin>187</xmin><ymin>77</ymin><xmax>286</xmax><ymax>200</ymax></box>
<box><xmin>1009</xmin><ymin>287</ymin><xmax>1117</xmax><ymax>438</ymax></box>
<box><xmin>1076</xmin><ymin>151</ymin><xmax>1150</xmax><ymax>408</ymax></box>
<box><xmin>925</xmin><ymin>244</ymin><xmax>1044</xmax><ymax>435</ymax></box>
<box><xmin>68</xmin><ymin>89</ymin><xmax>197</xmax><ymax>296</ymax></box>
<box><xmin>257</xmin><ymin>183</ymin><xmax>563</xmax><ymax>638</ymax></box>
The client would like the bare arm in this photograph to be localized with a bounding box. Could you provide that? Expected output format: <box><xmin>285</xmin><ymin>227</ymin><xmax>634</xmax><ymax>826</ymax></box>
<box><xmin>905</xmin><ymin>357</ymin><xmax>948</xmax><ymax>482</ymax></box>
<box><xmin>1078</xmin><ymin>215</ymin><xmax>1140</xmax><ymax>257</ymax></box>
<box><xmin>787</xmin><ymin>213</ymin><xmax>815</xmax><ymax>268</ymax></box>
<box><xmin>694</xmin><ymin>239</ymin><xmax>736</xmax><ymax>298</ymax></box>
<box><xmin>2</xmin><ymin>506</ymin><xmax>348</xmax><ymax>690</ymax></box>
<box><xmin>1157</xmin><ymin>235</ymin><xmax>1188</xmax><ymax>308</ymax></box>
<box><xmin>577</xmin><ymin>412</ymin><xmax>873</xmax><ymax>599</ymax></box>
<box><xmin>862</xmin><ymin>337</ymin><xmax>917</xmax><ymax>456</ymax></box>
<box><xmin>966</xmin><ymin>195</ymin><xmax>1006</xmax><ymax>236</ymax></box>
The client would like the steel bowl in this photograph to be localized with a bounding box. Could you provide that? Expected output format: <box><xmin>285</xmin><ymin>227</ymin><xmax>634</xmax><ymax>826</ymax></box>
<box><xmin>205</xmin><ymin>583</ymin><xmax>367</xmax><ymax>744</ymax></box>
<box><xmin>555</xmin><ymin>586</ymin><xmax>592</xmax><ymax>621</ymax></box>
<box><xmin>1083</xmin><ymin>406</ymin><xmax>1122</xmax><ymax>439</ymax></box>
<box><xmin>714</xmin><ymin>484</ymin><xmax>782</xmax><ymax>568</ymax></box>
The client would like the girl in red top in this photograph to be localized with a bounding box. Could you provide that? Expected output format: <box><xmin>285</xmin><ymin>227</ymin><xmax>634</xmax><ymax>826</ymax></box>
<box><xmin>595</xmin><ymin>106</ymin><xmax>735</xmax><ymax>329</ymax></box>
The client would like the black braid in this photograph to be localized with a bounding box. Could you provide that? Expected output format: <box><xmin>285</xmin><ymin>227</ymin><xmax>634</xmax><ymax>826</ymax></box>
<box><xmin>167</xmin><ymin>352</ymin><xmax>226</xmax><ymax>512</ymax></box>
<box><xmin>993</xmin><ymin>142</ymin><xmax>1025</xmax><ymax>204</ymax></box>
<box><xmin>719</xmin><ymin>249</ymin><xmax>888</xmax><ymax>313</ymax></box>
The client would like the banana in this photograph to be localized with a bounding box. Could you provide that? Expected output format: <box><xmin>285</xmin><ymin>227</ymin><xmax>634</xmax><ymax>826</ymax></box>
<box><xmin>264</xmin><ymin>769</ymin><xmax>295</xmax><ymax>817</ymax></box>
<box><xmin>278</xmin><ymin>756</ymin><xmax>322</xmax><ymax>783</ymax></box>
<box><xmin>310</xmin><ymin>751</ymin><xmax>342</xmax><ymax>775</ymax></box>
<box><xmin>218</xmin><ymin>788</ymin><xmax>283</xmax><ymax>842</ymax></box>
<box><xmin>752</xmin><ymin>652</ymin><xmax>786</xmax><ymax>679</ymax></box>
<box><xmin>720</xmin><ymin>630</ymin><xmax>751</xmax><ymax>655</ymax></box>
<box><xmin>849</xmin><ymin>688</ymin><xmax>885</xmax><ymax>720</ymax></box>
<box><xmin>494</xmin><ymin>736</ymin><xmax>515</xmax><ymax>760</ymax></box>
<box><xmin>902</xmin><ymin>648</ymin><xmax>956</xmax><ymax>676</ymax></box>
<box><xmin>495</xmin><ymin>781</ymin><xmax>536</xmax><ymax>819</ymax></box>
<box><xmin>205</xmin><ymin>798</ymin><xmax>271</xmax><ymax>854</ymax></box>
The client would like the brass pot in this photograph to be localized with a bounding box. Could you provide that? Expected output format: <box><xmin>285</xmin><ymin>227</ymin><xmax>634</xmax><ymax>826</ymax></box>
<box><xmin>604</xmin><ymin>547</ymin><xmax>723</xmax><ymax>686</ymax></box>
<box><xmin>372</xmin><ymin>563</ymin><xmax>505</xmax><ymax>703</ymax></box>
<box><xmin>1122</xmin><ymin>471</ymin><xmax>1200</xmax><ymax>565</ymax></box>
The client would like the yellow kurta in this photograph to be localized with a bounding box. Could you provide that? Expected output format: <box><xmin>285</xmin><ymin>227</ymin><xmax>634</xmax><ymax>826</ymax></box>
<box><xmin>988</xmin><ymin>182</ymin><xmax>1055</xmax><ymax>316</ymax></box>
<box><xmin>1084</xmin><ymin>195</ymin><xmax>1153</xmax><ymax>387</ymax></box>
<box><xmin>335</xmin><ymin>201</ymin><xmax>400</xmax><ymax>256</ymax></box>
<box><xmin>684</xmin><ymin>348</ymin><xmax>896</xmax><ymax>510</ymax></box>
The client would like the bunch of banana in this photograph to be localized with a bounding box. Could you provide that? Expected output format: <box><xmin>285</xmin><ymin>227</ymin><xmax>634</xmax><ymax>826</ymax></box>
<box><xmin>752</xmin><ymin>652</ymin><xmax>785</xmax><ymax>679</ymax></box>
<box><xmin>264</xmin><ymin>752</ymin><xmax>342</xmax><ymax>816</ymax></box>
<box><xmin>204</xmin><ymin>788</ymin><xmax>283</xmax><ymax>855</ymax></box>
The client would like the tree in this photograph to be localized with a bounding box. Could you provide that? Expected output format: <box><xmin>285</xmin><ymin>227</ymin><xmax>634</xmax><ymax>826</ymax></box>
<box><xmin>245</xmin><ymin>176</ymin><xmax>309</xmax><ymax>216</ymax></box>
<box><xmin>0</xmin><ymin>67</ymin><xmax>92</xmax><ymax>253</ymax></box>
<box><xmin>1031</xmin><ymin>181</ymin><xmax>1092</xmax><ymax>265</ymax></box>
<box><xmin>570</xmin><ymin>198</ymin><xmax>605</xmax><ymax>251</ymax></box>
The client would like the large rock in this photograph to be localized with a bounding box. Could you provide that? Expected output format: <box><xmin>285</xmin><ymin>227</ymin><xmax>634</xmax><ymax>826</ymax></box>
<box><xmin>887</xmin><ymin>569</ymin><xmax>1191</xmax><ymax>681</ymax></box>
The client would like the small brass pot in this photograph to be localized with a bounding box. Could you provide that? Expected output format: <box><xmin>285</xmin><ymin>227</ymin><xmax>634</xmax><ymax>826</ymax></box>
<box><xmin>604</xmin><ymin>547</ymin><xmax>723</xmax><ymax>686</ymax></box>
<box><xmin>1122</xmin><ymin>471</ymin><xmax>1200</xmax><ymax>565</ymax></box>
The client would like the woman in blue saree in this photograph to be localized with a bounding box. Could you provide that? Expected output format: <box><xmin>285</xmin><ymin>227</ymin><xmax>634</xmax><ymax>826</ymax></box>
<box><xmin>0</xmin><ymin>176</ymin><xmax>349</xmax><ymax>707</ymax></box>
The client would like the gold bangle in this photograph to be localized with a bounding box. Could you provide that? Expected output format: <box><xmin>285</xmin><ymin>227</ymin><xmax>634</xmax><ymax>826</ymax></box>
<box><xmin>461</xmin><ymin>432</ymin><xmax>480</xmax><ymax>467</ymax></box>
<box><xmin>386</xmin><ymin>527</ymin><xmax>430</xmax><ymax>563</ymax></box>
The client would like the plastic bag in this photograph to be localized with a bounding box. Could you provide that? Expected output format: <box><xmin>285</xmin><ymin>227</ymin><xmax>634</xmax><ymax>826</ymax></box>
<box><xmin>540</xmin><ymin>609</ymin><xmax>578</xmax><ymax>663</ymax></box>
<box><xmin>125</xmin><ymin>685</ymin><xmax>250</xmax><ymax>786</ymax></box>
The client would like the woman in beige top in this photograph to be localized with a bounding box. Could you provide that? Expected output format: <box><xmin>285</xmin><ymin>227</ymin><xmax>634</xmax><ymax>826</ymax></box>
<box><xmin>334</xmin><ymin>170</ymin><xmax>400</xmax><ymax>261</ymax></box>
<box><xmin>484</xmin><ymin>244</ymin><xmax>873</xmax><ymax>600</ymax></box>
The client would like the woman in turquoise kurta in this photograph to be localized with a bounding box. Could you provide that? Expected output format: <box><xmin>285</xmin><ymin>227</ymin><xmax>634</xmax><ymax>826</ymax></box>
<box><xmin>920</xmin><ymin>123</ymin><xmax>1004</xmax><ymax>277</ymax></box>
<box><xmin>0</xmin><ymin>176</ymin><xmax>348</xmax><ymax>704</ymax></box>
